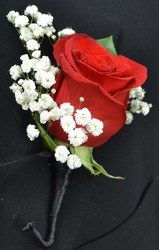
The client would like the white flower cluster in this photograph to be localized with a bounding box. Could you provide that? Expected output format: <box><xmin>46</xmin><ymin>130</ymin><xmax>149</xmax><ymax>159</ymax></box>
<box><xmin>7</xmin><ymin>4</ymin><xmax>56</xmax><ymax>42</ymax></box>
<box><xmin>9</xmin><ymin>55</ymin><xmax>58</xmax><ymax>111</ymax></box>
<box><xmin>28</xmin><ymin>99</ymin><xmax>104</xmax><ymax>147</ymax></box>
<box><xmin>8</xmin><ymin>5</ymin><xmax>59</xmax><ymax>113</ymax></box>
<box><xmin>126</xmin><ymin>87</ymin><xmax>152</xmax><ymax>125</ymax></box>
<box><xmin>55</xmin><ymin>146</ymin><xmax>82</xmax><ymax>169</ymax></box>
<box><xmin>26</xmin><ymin>124</ymin><xmax>39</xmax><ymax>141</ymax></box>
<box><xmin>58</xmin><ymin>103</ymin><xmax>104</xmax><ymax>147</ymax></box>
<box><xmin>26</xmin><ymin>100</ymin><xmax>103</xmax><ymax>169</ymax></box>
<box><xmin>7</xmin><ymin>5</ymin><xmax>102</xmax><ymax>171</ymax></box>
<box><xmin>58</xmin><ymin>28</ymin><xmax>75</xmax><ymax>38</ymax></box>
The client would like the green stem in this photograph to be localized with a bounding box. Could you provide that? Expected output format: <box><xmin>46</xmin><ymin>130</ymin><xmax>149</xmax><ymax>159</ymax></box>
<box><xmin>33</xmin><ymin>114</ymin><xmax>57</xmax><ymax>152</ymax></box>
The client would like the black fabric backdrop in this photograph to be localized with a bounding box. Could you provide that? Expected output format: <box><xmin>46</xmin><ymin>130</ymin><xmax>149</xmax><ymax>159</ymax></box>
<box><xmin>0</xmin><ymin>0</ymin><xmax>159</xmax><ymax>249</ymax></box>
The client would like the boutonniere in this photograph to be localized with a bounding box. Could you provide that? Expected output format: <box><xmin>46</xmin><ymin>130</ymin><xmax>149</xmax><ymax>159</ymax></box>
<box><xmin>7</xmin><ymin>5</ymin><xmax>152</xmax><ymax>248</ymax></box>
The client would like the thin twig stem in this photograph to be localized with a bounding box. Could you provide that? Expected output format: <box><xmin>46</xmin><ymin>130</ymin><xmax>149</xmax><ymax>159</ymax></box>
<box><xmin>23</xmin><ymin>164</ymin><xmax>72</xmax><ymax>248</ymax></box>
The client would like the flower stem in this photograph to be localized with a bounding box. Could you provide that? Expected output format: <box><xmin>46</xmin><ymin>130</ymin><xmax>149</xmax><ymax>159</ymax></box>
<box><xmin>23</xmin><ymin>163</ymin><xmax>72</xmax><ymax>248</ymax></box>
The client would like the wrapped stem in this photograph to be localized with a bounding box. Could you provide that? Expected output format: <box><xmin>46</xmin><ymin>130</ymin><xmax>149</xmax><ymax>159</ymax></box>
<box><xmin>23</xmin><ymin>163</ymin><xmax>72</xmax><ymax>248</ymax></box>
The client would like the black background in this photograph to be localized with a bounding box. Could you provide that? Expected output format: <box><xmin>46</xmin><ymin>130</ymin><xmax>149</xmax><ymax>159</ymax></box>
<box><xmin>0</xmin><ymin>0</ymin><xmax>159</xmax><ymax>249</ymax></box>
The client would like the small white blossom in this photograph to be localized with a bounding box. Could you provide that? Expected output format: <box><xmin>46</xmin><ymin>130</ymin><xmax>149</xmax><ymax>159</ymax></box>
<box><xmin>18</xmin><ymin>79</ymin><xmax>24</xmax><ymax>85</ymax></box>
<box><xmin>44</xmin><ymin>26</ymin><xmax>56</xmax><ymax>37</ymax></box>
<box><xmin>38</xmin><ymin>94</ymin><xmax>54</xmax><ymax>109</ymax></box>
<box><xmin>125</xmin><ymin>111</ymin><xmax>134</xmax><ymax>125</ymax></box>
<box><xmin>67</xmin><ymin>154</ymin><xmax>82</xmax><ymax>169</ymax></box>
<box><xmin>20</xmin><ymin>54</ymin><xmax>29</xmax><ymax>61</ymax></box>
<box><xmin>51</xmin><ymin>35</ymin><xmax>56</xmax><ymax>40</ymax></box>
<box><xmin>25</xmin><ymin>90</ymin><xmax>38</xmax><ymax>102</ymax></box>
<box><xmin>129</xmin><ymin>89</ymin><xmax>136</xmax><ymax>99</ymax></box>
<box><xmin>58</xmin><ymin>28</ymin><xmax>75</xmax><ymax>37</ymax></box>
<box><xmin>26</xmin><ymin>124</ymin><xmax>39</xmax><ymax>141</ymax></box>
<box><xmin>32</xmin><ymin>26</ymin><xmax>44</xmax><ymax>38</ymax></box>
<box><xmin>15</xmin><ymin>89</ymin><xmax>38</xmax><ymax>110</ymax></box>
<box><xmin>21</xmin><ymin>58</ymin><xmax>33</xmax><ymax>73</ymax></box>
<box><xmin>68</xmin><ymin>128</ymin><xmax>88</xmax><ymax>147</ymax></box>
<box><xmin>24</xmin><ymin>5</ymin><xmax>38</xmax><ymax>16</ymax></box>
<box><xmin>130</xmin><ymin>87</ymin><xmax>146</xmax><ymax>100</ymax></box>
<box><xmin>16</xmin><ymin>94</ymin><xmax>28</xmax><ymax>109</ymax></box>
<box><xmin>46</xmin><ymin>31</ymin><xmax>52</xmax><ymax>37</ymax></box>
<box><xmin>55</xmin><ymin>145</ymin><xmax>70</xmax><ymax>163</ymax></box>
<box><xmin>29</xmin><ymin>101</ymin><xmax>40</xmax><ymax>112</ymax></box>
<box><xmin>37</xmin><ymin>13</ymin><xmax>53</xmax><ymax>27</ymax></box>
<box><xmin>75</xmin><ymin>108</ymin><xmax>92</xmax><ymax>126</ymax></box>
<box><xmin>79</xmin><ymin>97</ymin><xmax>85</xmax><ymax>102</ymax></box>
<box><xmin>31</xmin><ymin>58</ymin><xmax>39</xmax><ymax>69</ymax></box>
<box><xmin>32</xmin><ymin>50</ymin><xmax>41</xmax><ymax>59</ymax></box>
<box><xmin>34</xmin><ymin>70</ymin><xmax>44</xmax><ymax>83</ymax></box>
<box><xmin>51</xmin><ymin>88</ymin><xmax>56</xmax><ymax>94</ymax></box>
<box><xmin>22</xmin><ymin>103</ymin><xmax>29</xmax><ymax>110</ymax></box>
<box><xmin>34</xmin><ymin>56</ymin><xmax>51</xmax><ymax>72</ymax></box>
<box><xmin>6</xmin><ymin>11</ymin><xmax>19</xmax><ymax>23</ymax></box>
<box><xmin>15</xmin><ymin>90</ymin><xmax>25</xmax><ymax>105</ymax></box>
<box><xmin>14</xmin><ymin>15</ymin><xmax>29</xmax><ymax>28</ymax></box>
<box><xmin>41</xmin><ymin>56</ymin><xmax>51</xmax><ymax>71</ymax></box>
<box><xmin>49</xmin><ymin>107</ymin><xmax>61</xmax><ymax>121</ymax></box>
<box><xmin>26</xmin><ymin>39</ymin><xmax>40</xmax><ymax>51</ymax></box>
<box><xmin>22</xmin><ymin>80</ymin><xmax>36</xmax><ymax>95</ymax></box>
<box><xmin>40</xmin><ymin>71</ymin><xmax>56</xmax><ymax>89</ymax></box>
<box><xmin>135</xmin><ymin>87</ymin><xmax>146</xmax><ymax>100</ymax></box>
<box><xmin>40</xmin><ymin>110</ymin><xmax>50</xmax><ymax>124</ymax></box>
<box><xmin>19</xmin><ymin>27</ymin><xmax>33</xmax><ymax>41</ymax></box>
<box><xmin>149</xmin><ymin>103</ymin><xmax>153</xmax><ymax>108</ymax></box>
<box><xmin>60</xmin><ymin>115</ymin><xmax>76</xmax><ymax>133</ymax></box>
<box><xmin>29</xmin><ymin>23</ymin><xmax>40</xmax><ymax>31</ymax></box>
<box><xmin>60</xmin><ymin>102</ymin><xmax>74</xmax><ymax>116</ymax></box>
<box><xmin>9</xmin><ymin>65</ymin><xmax>22</xmax><ymax>80</ymax></box>
<box><xmin>140</xmin><ymin>102</ymin><xmax>150</xmax><ymax>116</ymax></box>
<box><xmin>50</xmin><ymin>66</ymin><xmax>60</xmax><ymax>76</ymax></box>
<box><xmin>10</xmin><ymin>83</ymin><xmax>22</xmax><ymax>93</ymax></box>
<box><xmin>130</xmin><ymin>99</ymin><xmax>141</xmax><ymax>113</ymax></box>
<box><xmin>86</xmin><ymin>118</ymin><xmax>104</xmax><ymax>136</ymax></box>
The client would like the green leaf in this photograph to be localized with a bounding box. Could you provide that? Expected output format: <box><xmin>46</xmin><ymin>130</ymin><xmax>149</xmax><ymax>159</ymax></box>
<box><xmin>97</xmin><ymin>35</ymin><xmax>117</xmax><ymax>56</ymax></box>
<box><xmin>91</xmin><ymin>156</ymin><xmax>125</xmax><ymax>179</ymax></box>
<box><xmin>35</xmin><ymin>120</ymin><xmax>57</xmax><ymax>152</ymax></box>
<box><xmin>73</xmin><ymin>146</ymin><xmax>124</xmax><ymax>179</ymax></box>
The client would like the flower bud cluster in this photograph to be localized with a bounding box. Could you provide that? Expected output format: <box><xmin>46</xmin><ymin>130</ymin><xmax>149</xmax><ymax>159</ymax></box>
<box><xmin>26</xmin><ymin>124</ymin><xmax>40</xmax><ymax>141</ymax></box>
<box><xmin>126</xmin><ymin>86</ymin><xmax>152</xmax><ymax>125</ymax></box>
<box><xmin>9</xmin><ymin>54</ymin><xmax>58</xmax><ymax>111</ymax></box>
<box><xmin>59</xmin><ymin>104</ymin><xmax>104</xmax><ymax>147</ymax></box>
<box><xmin>7</xmin><ymin>5</ymin><xmax>56</xmax><ymax>42</ymax></box>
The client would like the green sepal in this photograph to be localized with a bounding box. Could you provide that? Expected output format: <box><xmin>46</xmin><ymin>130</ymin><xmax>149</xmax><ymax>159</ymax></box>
<box><xmin>35</xmin><ymin>120</ymin><xmax>57</xmax><ymax>153</ymax></box>
<box><xmin>73</xmin><ymin>146</ymin><xmax>97</xmax><ymax>175</ymax></box>
<box><xmin>97</xmin><ymin>35</ymin><xmax>117</xmax><ymax>56</ymax></box>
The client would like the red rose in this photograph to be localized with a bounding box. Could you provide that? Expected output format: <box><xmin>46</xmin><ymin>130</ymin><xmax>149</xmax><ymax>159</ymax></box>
<box><xmin>48</xmin><ymin>34</ymin><xmax>147</xmax><ymax>147</ymax></box>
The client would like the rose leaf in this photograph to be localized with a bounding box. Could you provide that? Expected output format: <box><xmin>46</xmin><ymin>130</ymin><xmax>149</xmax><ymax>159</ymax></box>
<box><xmin>91</xmin><ymin>157</ymin><xmax>125</xmax><ymax>179</ymax></box>
<box><xmin>97</xmin><ymin>35</ymin><xmax>117</xmax><ymax>56</ymax></box>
